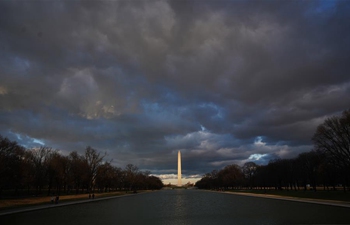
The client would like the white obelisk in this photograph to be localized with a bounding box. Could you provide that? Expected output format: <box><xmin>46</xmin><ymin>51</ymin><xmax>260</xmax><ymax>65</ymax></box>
<box><xmin>177</xmin><ymin>150</ymin><xmax>182</xmax><ymax>186</ymax></box>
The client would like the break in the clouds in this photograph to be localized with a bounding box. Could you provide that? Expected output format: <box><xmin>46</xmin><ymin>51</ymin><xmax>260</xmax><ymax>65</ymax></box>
<box><xmin>1</xmin><ymin>0</ymin><xmax>350</xmax><ymax>183</ymax></box>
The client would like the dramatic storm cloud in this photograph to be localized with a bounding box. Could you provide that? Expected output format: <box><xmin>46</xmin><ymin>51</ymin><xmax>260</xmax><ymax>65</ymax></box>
<box><xmin>1</xmin><ymin>0</ymin><xmax>350</xmax><ymax>183</ymax></box>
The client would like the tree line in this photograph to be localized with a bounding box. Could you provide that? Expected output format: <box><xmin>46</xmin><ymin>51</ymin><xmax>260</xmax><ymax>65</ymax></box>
<box><xmin>196</xmin><ymin>109</ymin><xmax>350</xmax><ymax>192</ymax></box>
<box><xmin>0</xmin><ymin>139</ymin><xmax>163</xmax><ymax>198</ymax></box>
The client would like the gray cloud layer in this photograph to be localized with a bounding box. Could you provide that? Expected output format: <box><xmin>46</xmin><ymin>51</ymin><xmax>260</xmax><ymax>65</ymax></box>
<box><xmin>1</xmin><ymin>0</ymin><xmax>350</xmax><ymax>180</ymax></box>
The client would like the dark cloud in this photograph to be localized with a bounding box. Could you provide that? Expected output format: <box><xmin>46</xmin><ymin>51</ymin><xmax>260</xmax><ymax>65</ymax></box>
<box><xmin>1</xmin><ymin>0</ymin><xmax>350</xmax><ymax>182</ymax></box>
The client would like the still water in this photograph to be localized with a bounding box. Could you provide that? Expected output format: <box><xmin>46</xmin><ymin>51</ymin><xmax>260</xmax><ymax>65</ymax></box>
<box><xmin>2</xmin><ymin>189</ymin><xmax>350</xmax><ymax>225</ymax></box>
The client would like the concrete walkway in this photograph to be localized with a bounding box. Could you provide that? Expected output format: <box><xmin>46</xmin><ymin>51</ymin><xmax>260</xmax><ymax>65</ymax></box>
<box><xmin>221</xmin><ymin>191</ymin><xmax>350</xmax><ymax>208</ymax></box>
<box><xmin>0</xmin><ymin>193</ymin><xmax>137</xmax><ymax>216</ymax></box>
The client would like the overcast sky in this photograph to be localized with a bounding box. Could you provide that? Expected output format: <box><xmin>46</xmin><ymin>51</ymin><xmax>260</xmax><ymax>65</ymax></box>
<box><xmin>1</xmin><ymin>0</ymin><xmax>350</xmax><ymax>184</ymax></box>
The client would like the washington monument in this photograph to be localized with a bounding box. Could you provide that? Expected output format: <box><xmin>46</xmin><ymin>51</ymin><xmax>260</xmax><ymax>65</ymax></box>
<box><xmin>177</xmin><ymin>150</ymin><xmax>182</xmax><ymax>186</ymax></box>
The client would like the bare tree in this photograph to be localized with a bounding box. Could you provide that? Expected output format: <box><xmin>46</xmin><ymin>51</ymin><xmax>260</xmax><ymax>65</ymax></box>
<box><xmin>84</xmin><ymin>146</ymin><xmax>106</xmax><ymax>193</ymax></box>
<box><xmin>242</xmin><ymin>162</ymin><xmax>258</xmax><ymax>189</ymax></box>
<box><xmin>146</xmin><ymin>176</ymin><xmax>163</xmax><ymax>190</ymax></box>
<box><xmin>0</xmin><ymin>135</ymin><xmax>164</xmax><ymax>195</ymax></box>
<box><xmin>47</xmin><ymin>151</ymin><xmax>70</xmax><ymax>195</ymax></box>
<box><xmin>29</xmin><ymin>146</ymin><xmax>53</xmax><ymax>195</ymax></box>
<box><xmin>96</xmin><ymin>162</ymin><xmax>116</xmax><ymax>192</ymax></box>
<box><xmin>312</xmin><ymin>109</ymin><xmax>350</xmax><ymax>190</ymax></box>
<box><xmin>295</xmin><ymin>151</ymin><xmax>321</xmax><ymax>191</ymax></box>
<box><xmin>218</xmin><ymin>164</ymin><xmax>244</xmax><ymax>190</ymax></box>
<box><xmin>0</xmin><ymin>136</ymin><xmax>26</xmax><ymax>197</ymax></box>
<box><xmin>68</xmin><ymin>151</ymin><xmax>88</xmax><ymax>194</ymax></box>
<box><xmin>124</xmin><ymin>164</ymin><xmax>139</xmax><ymax>191</ymax></box>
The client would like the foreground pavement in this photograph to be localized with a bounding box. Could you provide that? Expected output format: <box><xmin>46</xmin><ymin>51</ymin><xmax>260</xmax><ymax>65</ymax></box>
<box><xmin>221</xmin><ymin>191</ymin><xmax>350</xmax><ymax>208</ymax></box>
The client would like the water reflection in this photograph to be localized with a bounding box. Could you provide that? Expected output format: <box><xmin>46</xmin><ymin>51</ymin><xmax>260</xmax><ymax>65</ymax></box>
<box><xmin>173</xmin><ymin>190</ymin><xmax>190</xmax><ymax>225</ymax></box>
<box><xmin>1</xmin><ymin>189</ymin><xmax>350</xmax><ymax>225</ymax></box>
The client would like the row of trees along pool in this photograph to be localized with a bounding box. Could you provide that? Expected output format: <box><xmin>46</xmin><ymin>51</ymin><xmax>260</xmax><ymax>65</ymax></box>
<box><xmin>195</xmin><ymin>109</ymin><xmax>350</xmax><ymax>192</ymax></box>
<box><xmin>0</xmin><ymin>141</ymin><xmax>163</xmax><ymax>198</ymax></box>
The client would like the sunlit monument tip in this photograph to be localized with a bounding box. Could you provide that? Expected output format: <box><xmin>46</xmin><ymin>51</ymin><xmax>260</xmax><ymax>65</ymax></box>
<box><xmin>177</xmin><ymin>150</ymin><xmax>182</xmax><ymax>186</ymax></box>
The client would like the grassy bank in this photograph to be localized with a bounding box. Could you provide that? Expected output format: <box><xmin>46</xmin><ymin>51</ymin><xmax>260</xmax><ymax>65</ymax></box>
<box><xmin>0</xmin><ymin>191</ymin><xmax>132</xmax><ymax>211</ymax></box>
<box><xmin>227</xmin><ymin>189</ymin><xmax>350</xmax><ymax>202</ymax></box>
